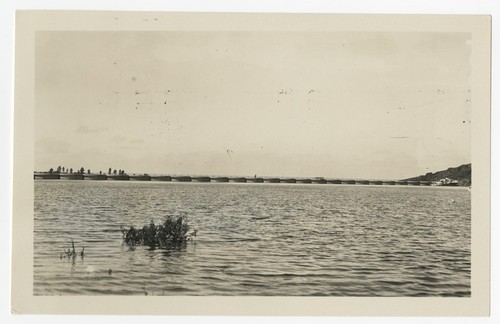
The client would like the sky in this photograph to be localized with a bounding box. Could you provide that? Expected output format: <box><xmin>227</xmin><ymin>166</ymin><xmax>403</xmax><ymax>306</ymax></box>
<box><xmin>35</xmin><ymin>31</ymin><xmax>471</xmax><ymax>179</ymax></box>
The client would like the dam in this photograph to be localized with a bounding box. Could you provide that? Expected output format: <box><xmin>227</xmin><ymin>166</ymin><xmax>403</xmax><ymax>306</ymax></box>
<box><xmin>33</xmin><ymin>172</ymin><xmax>433</xmax><ymax>186</ymax></box>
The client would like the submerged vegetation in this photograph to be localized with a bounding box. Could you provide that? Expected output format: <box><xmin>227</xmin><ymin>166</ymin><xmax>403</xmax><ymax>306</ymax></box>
<box><xmin>121</xmin><ymin>215</ymin><xmax>197</xmax><ymax>248</ymax></box>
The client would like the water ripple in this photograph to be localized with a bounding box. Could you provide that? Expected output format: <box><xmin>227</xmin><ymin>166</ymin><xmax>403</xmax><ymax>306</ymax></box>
<box><xmin>34</xmin><ymin>181</ymin><xmax>470</xmax><ymax>296</ymax></box>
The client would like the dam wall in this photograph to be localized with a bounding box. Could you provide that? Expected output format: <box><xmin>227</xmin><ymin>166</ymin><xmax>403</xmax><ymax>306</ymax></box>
<box><xmin>34</xmin><ymin>172</ymin><xmax>450</xmax><ymax>186</ymax></box>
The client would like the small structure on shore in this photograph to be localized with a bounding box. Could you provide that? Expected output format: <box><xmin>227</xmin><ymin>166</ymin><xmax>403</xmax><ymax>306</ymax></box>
<box><xmin>435</xmin><ymin>178</ymin><xmax>459</xmax><ymax>186</ymax></box>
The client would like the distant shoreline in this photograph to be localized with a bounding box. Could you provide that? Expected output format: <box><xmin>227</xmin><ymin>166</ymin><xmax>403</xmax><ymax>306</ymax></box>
<box><xmin>34</xmin><ymin>163</ymin><xmax>471</xmax><ymax>187</ymax></box>
<box><xmin>404</xmin><ymin>163</ymin><xmax>471</xmax><ymax>187</ymax></box>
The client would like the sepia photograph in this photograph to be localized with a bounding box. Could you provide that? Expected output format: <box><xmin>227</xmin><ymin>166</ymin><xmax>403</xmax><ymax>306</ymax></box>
<box><xmin>33</xmin><ymin>29</ymin><xmax>474</xmax><ymax>297</ymax></box>
<box><xmin>11</xmin><ymin>10</ymin><xmax>491</xmax><ymax>316</ymax></box>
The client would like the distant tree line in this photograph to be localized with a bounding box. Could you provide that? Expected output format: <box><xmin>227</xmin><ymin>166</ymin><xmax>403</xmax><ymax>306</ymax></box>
<box><xmin>47</xmin><ymin>165</ymin><xmax>126</xmax><ymax>175</ymax></box>
<box><xmin>108</xmin><ymin>168</ymin><xmax>126</xmax><ymax>175</ymax></box>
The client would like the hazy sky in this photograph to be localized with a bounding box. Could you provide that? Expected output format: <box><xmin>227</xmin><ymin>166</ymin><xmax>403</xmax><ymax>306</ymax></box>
<box><xmin>35</xmin><ymin>31</ymin><xmax>471</xmax><ymax>179</ymax></box>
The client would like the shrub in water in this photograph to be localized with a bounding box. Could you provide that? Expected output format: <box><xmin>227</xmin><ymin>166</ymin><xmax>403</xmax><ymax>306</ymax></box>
<box><xmin>122</xmin><ymin>215</ymin><xmax>196</xmax><ymax>248</ymax></box>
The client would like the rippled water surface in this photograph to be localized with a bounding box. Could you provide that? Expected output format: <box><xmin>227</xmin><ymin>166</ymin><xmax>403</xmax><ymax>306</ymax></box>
<box><xmin>34</xmin><ymin>181</ymin><xmax>470</xmax><ymax>296</ymax></box>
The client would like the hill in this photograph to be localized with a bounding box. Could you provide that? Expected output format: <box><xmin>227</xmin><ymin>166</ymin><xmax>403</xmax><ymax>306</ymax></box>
<box><xmin>403</xmin><ymin>163</ymin><xmax>471</xmax><ymax>186</ymax></box>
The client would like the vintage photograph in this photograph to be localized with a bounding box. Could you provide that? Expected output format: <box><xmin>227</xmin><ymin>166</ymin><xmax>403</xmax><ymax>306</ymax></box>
<box><xmin>10</xmin><ymin>11</ymin><xmax>491</xmax><ymax>316</ymax></box>
<box><xmin>33</xmin><ymin>29</ymin><xmax>473</xmax><ymax>297</ymax></box>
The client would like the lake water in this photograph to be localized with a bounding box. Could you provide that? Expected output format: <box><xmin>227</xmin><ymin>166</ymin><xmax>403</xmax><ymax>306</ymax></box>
<box><xmin>34</xmin><ymin>180</ymin><xmax>471</xmax><ymax>296</ymax></box>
